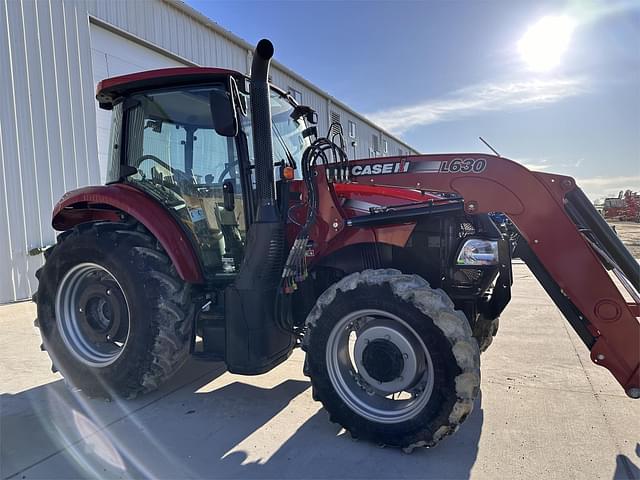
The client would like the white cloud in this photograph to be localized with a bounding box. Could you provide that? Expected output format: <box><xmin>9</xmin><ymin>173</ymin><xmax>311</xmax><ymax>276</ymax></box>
<box><xmin>521</xmin><ymin>162</ymin><xmax>551</xmax><ymax>171</ymax></box>
<box><xmin>575</xmin><ymin>175</ymin><xmax>640</xmax><ymax>201</ymax></box>
<box><xmin>519</xmin><ymin>157</ymin><xmax>585</xmax><ymax>172</ymax></box>
<box><xmin>517</xmin><ymin>158</ymin><xmax>551</xmax><ymax>171</ymax></box>
<box><xmin>368</xmin><ymin>77</ymin><xmax>587</xmax><ymax>134</ymax></box>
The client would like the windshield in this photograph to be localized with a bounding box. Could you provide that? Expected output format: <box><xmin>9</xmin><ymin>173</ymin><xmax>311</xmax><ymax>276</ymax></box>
<box><xmin>241</xmin><ymin>90</ymin><xmax>310</xmax><ymax>178</ymax></box>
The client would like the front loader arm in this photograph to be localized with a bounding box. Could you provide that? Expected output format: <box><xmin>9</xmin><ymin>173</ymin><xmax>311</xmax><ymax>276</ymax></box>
<box><xmin>313</xmin><ymin>154</ymin><xmax>640</xmax><ymax>397</ymax></box>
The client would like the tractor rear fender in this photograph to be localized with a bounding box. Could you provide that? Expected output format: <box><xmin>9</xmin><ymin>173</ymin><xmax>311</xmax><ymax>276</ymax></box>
<box><xmin>310</xmin><ymin>153</ymin><xmax>640</xmax><ymax>397</ymax></box>
<box><xmin>52</xmin><ymin>184</ymin><xmax>204</xmax><ymax>283</ymax></box>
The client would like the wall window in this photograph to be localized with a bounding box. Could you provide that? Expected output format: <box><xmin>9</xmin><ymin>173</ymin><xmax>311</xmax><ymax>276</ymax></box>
<box><xmin>348</xmin><ymin>120</ymin><xmax>356</xmax><ymax>138</ymax></box>
<box><xmin>288</xmin><ymin>86</ymin><xmax>303</xmax><ymax>103</ymax></box>
<box><xmin>371</xmin><ymin>134</ymin><xmax>379</xmax><ymax>153</ymax></box>
<box><xmin>383</xmin><ymin>139</ymin><xmax>388</xmax><ymax>154</ymax></box>
<box><xmin>398</xmin><ymin>148</ymin><xmax>404</xmax><ymax>156</ymax></box>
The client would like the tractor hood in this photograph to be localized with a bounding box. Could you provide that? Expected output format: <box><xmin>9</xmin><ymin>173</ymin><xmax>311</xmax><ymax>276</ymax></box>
<box><xmin>333</xmin><ymin>183</ymin><xmax>447</xmax><ymax>215</ymax></box>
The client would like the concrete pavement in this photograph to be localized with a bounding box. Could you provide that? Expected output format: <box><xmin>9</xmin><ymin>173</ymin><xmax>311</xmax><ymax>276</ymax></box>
<box><xmin>1</xmin><ymin>263</ymin><xmax>639</xmax><ymax>479</ymax></box>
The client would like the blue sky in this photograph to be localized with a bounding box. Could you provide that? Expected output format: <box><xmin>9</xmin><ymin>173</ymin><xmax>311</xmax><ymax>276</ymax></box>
<box><xmin>186</xmin><ymin>0</ymin><xmax>639</xmax><ymax>200</ymax></box>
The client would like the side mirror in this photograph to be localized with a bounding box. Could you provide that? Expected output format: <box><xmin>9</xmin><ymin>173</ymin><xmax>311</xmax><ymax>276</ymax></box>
<box><xmin>291</xmin><ymin>105</ymin><xmax>318</xmax><ymax>125</ymax></box>
<box><xmin>209</xmin><ymin>80</ymin><xmax>239</xmax><ymax>137</ymax></box>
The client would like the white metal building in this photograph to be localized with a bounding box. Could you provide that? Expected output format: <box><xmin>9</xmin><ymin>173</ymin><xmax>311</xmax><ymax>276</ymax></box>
<box><xmin>0</xmin><ymin>0</ymin><xmax>418</xmax><ymax>304</ymax></box>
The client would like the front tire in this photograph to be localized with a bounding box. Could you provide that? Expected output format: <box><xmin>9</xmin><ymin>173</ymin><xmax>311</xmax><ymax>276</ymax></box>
<box><xmin>35</xmin><ymin>222</ymin><xmax>195</xmax><ymax>398</ymax></box>
<box><xmin>303</xmin><ymin>269</ymin><xmax>480</xmax><ymax>451</ymax></box>
<box><xmin>473</xmin><ymin>313</ymin><xmax>500</xmax><ymax>352</ymax></box>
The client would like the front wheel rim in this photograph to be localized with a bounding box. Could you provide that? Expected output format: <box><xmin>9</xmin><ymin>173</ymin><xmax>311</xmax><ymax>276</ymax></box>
<box><xmin>55</xmin><ymin>262</ymin><xmax>131</xmax><ymax>367</ymax></box>
<box><xmin>325</xmin><ymin>309</ymin><xmax>435</xmax><ymax>424</ymax></box>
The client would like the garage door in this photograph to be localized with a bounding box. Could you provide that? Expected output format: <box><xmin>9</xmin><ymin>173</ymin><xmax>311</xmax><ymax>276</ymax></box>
<box><xmin>90</xmin><ymin>24</ymin><xmax>188</xmax><ymax>182</ymax></box>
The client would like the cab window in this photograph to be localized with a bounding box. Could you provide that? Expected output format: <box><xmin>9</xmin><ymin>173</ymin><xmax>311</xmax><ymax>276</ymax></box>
<box><xmin>123</xmin><ymin>85</ymin><xmax>245</xmax><ymax>275</ymax></box>
<box><xmin>242</xmin><ymin>90</ymin><xmax>310</xmax><ymax>179</ymax></box>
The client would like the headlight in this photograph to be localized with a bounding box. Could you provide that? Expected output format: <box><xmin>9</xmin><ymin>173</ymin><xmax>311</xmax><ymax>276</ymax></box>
<box><xmin>456</xmin><ymin>238</ymin><xmax>499</xmax><ymax>266</ymax></box>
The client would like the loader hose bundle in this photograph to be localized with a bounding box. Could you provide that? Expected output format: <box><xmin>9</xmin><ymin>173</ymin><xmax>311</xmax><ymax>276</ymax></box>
<box><xmin>281</xmin><ymin>136</ymin><xmax>349</xmax><ymax>294</ymax></box>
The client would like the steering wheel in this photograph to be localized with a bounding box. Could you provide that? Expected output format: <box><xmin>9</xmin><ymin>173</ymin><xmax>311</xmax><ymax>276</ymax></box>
<box><xmin>134</xmin><ymin>155</ymin><xmax>194</xmax><ymax>184</ymax></box>
<box><xmin>134</xmin><ymin>154</ymin><xmax>175</xmax><ymax>175</ymax></box>
<box><xmin>217</xmin><ymin>165</ymin><xmax>231</xmax><ymax>184</ymax></box>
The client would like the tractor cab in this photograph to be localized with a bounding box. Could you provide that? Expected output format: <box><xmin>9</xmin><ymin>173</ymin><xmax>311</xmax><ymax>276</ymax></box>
<box><xmin>97</xmin><ymin>67</ymin><xmax>312</xmax><ymax>280</ymax></box>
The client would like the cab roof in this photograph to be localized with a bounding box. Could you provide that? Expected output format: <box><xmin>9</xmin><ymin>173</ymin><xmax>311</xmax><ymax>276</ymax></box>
<box><xmin>95</xmin><ymin>66</ymin><xmax>245</xmax><ymax>109</ymax></box>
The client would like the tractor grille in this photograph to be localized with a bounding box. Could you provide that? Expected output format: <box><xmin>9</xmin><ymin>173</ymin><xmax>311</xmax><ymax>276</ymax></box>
<box><xmin>360</xmin><ymin>244</ymin><xmax>380</xmax><ymax>270</ymax></box>
<box><xmin>458</xmin><ymin>222</ymin><xmax>476</xmax><ymax>238</ymax></box>
<box><xmin>453</xmin><ymin>268</ymin><xmax>483</xmax><ymax>286</ymax></box>
<box><xmin>453</xmin><ymin>219</ymin><xmax>486</xmax><ymax>287</ymax></box>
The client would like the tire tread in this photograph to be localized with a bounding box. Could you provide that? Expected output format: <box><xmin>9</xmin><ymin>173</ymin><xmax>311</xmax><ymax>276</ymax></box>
<box><xmin>303</xmin><ymin>269</ymin><xmax>480</xmax><ymax>451</ymax></box>
<box><xmin>34</xmin><ymin>221</ymin><xmax>194</xmax><ymax>399</ymax></box>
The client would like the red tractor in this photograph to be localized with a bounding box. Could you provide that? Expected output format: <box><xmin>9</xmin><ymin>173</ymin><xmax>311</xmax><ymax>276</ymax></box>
<box><xmin>34</xmin><ymin>40</ymin><xmax>639</xmax><ymax>451</ymax></box>
<box><xmin>603</xmin><ymin>190</ymin><xmax>640</xmax><ymax>222</ymax></box>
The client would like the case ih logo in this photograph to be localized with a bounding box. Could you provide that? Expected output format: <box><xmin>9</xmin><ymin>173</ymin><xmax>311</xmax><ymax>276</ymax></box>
<box><xmin>349</xmin><ymin>158</ymin><xmax>487</xmax><ymax>176</ymax></box>
<box><xmin>350</xmin><ymin>162</ymin><xmax>411</xmax><ymax>176</ymax></box>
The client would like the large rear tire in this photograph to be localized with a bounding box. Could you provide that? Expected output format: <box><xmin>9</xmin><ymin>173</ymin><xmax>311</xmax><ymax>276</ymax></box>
<box><xmin>34</xmin><ymin>222</ymin><xmax>195</xmax><ymax>398</ymax></box>
<box><xmin>303</xmin><ymin>269</ymin><xmax>480</xmax><ymax>451</ymax></box>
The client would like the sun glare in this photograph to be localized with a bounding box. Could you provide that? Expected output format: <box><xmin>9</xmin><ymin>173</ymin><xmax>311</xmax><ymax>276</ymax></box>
<box><xmin>518</xmin><ymin>15</ymin><xmax>576</xmax><ymax>72</ymax></box>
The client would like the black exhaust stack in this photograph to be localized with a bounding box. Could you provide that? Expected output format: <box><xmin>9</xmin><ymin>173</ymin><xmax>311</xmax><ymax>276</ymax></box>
<box><xmin>224</xmin><ymin>39</ymin><xmax>294</xmax><ymax>374</ymax></box>
<box><xmin>251</xmin><ymin>39</ymin><xmax>279</xmax><ymax>222</ymax></box>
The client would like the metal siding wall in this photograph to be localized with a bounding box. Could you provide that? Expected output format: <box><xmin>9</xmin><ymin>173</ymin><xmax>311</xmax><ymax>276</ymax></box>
<box><xmin>89</xmin><ymin>24</ymin><xmax>187</xmax><ymax>182</ymax></box>
<box><xmin>338</xmin><ymin>109</ymin><xmax>364</xmax><ymax>159</ymax></box>
<box><xmin>329</xmin><ymin>105</ymin><xmax>395</xmax><ymax>160</ymax></box>
<box><xmin>0</xmin><ymin>0</ymin><xmax>98</xmax><ymax>303</ymax></box>
<box><xmin>0</xmin><ymin>0</ymin><xmax>21</xmax><ymax>302</ymax></box>
<box><xmin>270</xmin><ymin>67</ymin><xmax>329</xmax><ymax>136</ymax></box>
<box><xmin>83</xmin><ymin>0</ymin><xmax>247</xmax><ymax>73</ymax></box>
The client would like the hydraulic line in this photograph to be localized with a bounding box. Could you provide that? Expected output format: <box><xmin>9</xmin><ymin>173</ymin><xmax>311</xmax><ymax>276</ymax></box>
<box><xmin>281</xmin><ymin>136</ymin><xmax>349</xmax><ymax>294</ymax></box>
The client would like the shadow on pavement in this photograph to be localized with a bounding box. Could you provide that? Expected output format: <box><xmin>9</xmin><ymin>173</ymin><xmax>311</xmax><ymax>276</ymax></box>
<box><xmin>218</xmin><ymin>393</ymin><xmax>484</xmax><ymax>480</ymax></box>
<box><xmin>2</xmin><ymin>359</ymin><xmax>484</xmax><ymax>479</ymax></box>
<box><xmin>613</xmin><ymin>443</ymin><xmax>640</xmax><ymax>480</ymax></box>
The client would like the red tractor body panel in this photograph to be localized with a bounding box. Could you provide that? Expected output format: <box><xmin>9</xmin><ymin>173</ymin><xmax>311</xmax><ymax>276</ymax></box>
<box><xmin>96</xmin><ymin>66</ymin><xmax>241</xmax><ymax>93</ymax></box>
<box><xmin>333</xmin><ymin>182</ymin><xmax>442</xmax><ymax>204</ymax></box>
<box><xmin>286</xmin><ymin>180</ymin><xmax>435</xmax><ymax>259</ymax></box>
<box><xmin>95</xmin><ymin>65</ymin><xmax>291</xmax><ymax>108</ymax></box>
<box><xmin>96</xmin><ymin>66</ymin><xmax>244</xmax><ymax>108</ymax></box>
<box><xmin>52</xmin><ymin>184</ymin><xmax>204</xmax><ymax>283</ymax></box>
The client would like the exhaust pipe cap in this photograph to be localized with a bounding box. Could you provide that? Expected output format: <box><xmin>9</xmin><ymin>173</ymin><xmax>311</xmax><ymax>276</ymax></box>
<box><xmin>256</xmin><ymin>39</ymin><xmax>274</xmax><ymax>60</ymax></box>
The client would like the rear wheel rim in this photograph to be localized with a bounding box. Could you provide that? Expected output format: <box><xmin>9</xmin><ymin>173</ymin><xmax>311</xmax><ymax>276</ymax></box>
<box><xmin>55</xmin><ymin>262</ymin><xmax>131</xmax><ymax>367</ymax></box>
<box><xmin>325</xmin><ymin>308</ymin><xmax>435</xmax><ymax>424</ymax></box>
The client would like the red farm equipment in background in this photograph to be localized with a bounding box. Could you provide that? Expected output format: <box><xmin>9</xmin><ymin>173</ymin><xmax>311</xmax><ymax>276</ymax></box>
<box><xmin>603</xmin><ymin>190</ymin><xmax>640</xmax><ymax>222</ymax></box>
